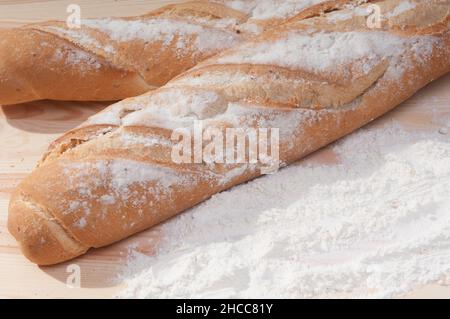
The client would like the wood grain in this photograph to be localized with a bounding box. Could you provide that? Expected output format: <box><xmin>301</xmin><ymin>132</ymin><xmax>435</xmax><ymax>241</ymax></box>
<box><xmin>0</xmin><ymin>0</ymin><xmax>449</xmax><ymax>299</ymax></box>
<box><xmin>0</xmin><ymin>0</ymin><xmax>183</xmax><ymax>27</ymax></box>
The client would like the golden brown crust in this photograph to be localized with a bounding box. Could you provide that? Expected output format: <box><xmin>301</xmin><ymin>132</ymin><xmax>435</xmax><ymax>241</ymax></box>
<box><xmin>0</xmin><ymin>0</ymin><xmax>354</xmax><ymax>105</ymax></box>
<box><xmin>0</xmin><ymin>28</ymin><xmax>149</xmax><ymax>105</ymax></box>
<box><xmin>8</xmin><ymin>191</ymin><xmax>88</xmax><ymax>265</ymax></box>
<box><xmin>145</xmin><ymin>1</ymin><xmax>248</xmax><ymax>21</ymax></box>
<box><xmin>0</xmin><ymin>1</ymin><xmax>246</xmax><ymax>105</ymax></box>
<box><xmin>8</xmin><ymin>0</ymin><xmax>450</xmax><ymax>265</ymax></box>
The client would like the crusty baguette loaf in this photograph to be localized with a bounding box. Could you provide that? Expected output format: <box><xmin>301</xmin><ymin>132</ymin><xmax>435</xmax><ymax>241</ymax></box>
<box><xmin>0</xmin><ymin>1</ymin><xmax>243</xmax><ymax>105</ymax></box>
<box><xmin>0</xmin><ymin>0</ymin><xmax>352</xmax><ymax>105</ymax></box>
<box><xmin>8</xmin><ymin>0</ymin><xmax>450</xmax><ymax>265</ymax></box>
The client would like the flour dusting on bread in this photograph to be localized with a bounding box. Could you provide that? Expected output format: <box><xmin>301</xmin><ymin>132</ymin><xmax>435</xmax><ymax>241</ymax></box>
<box><xmin>215</xmin><ymin>31</ymin><xmax>439</xmax><ymax>79</ymax></box>
<box><xmin>82</xmin><ymin>18</ymin><xmax>240</xmax><ymax>52</ymax></box>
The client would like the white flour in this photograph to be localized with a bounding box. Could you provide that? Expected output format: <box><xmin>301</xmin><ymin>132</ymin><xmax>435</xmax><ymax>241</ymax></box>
<box><xmin>116</xmin><ymin>116</ymin><xmax>450</xmax><ymax>298</ymax></box>
<box><xmin>215</xmin><ymin>31</ymin><xmax>438</xmax><ymax>79</ymax></box>
<box><xmin>81</xmin><ymin>18</ymin><xmax>239</xmax><ymax>53</ymax></box>
<box><xmin>215</xmin><ymin>0</ymin><xmax>328</xmax><ymax>20</ymax></box>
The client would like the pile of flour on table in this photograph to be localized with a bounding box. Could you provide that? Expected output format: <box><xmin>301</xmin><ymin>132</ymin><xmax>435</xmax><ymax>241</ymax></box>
<box><xmin>117</xmin><ymin>117</ymin><xmax>450</xmax><ymax>298</ymax></box>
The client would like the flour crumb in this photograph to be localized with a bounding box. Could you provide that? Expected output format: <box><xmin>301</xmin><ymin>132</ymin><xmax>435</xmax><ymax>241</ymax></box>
<box><xmin>439</xmin><ymin>127</ymin><xmax>449</xmax><ymax>135</ymax></box>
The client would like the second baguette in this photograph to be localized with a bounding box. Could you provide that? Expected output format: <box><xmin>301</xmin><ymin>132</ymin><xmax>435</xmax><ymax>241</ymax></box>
<box><xmin>0</xmin><ymin>0</ymin><xmax>353</xmax><ymax>105</ymax></box>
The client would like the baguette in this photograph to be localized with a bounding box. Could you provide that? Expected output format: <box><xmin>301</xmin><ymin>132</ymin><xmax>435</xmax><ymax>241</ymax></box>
<box><xmin>8</xmin><ymin>0</ymin><xmax>450</xmax><ymax>265</ymax></box>
<box><xmin>0</xmin><ymin>0</ymin><xmax>351</xmax><ymax>105</ymax></box>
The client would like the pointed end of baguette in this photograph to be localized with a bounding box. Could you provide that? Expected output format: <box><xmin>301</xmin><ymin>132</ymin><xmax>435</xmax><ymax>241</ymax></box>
<box><xmin>8</xmin><ymin>190</ymin><xmax>88</xmax><ymax>266</ymax></box>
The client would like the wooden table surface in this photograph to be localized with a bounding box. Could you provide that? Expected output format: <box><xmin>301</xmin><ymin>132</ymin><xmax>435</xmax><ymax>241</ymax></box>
<box><xmin>0</xmin><ymin>0</ymin><xmax>449</xmax><ymax>299</ymax></box>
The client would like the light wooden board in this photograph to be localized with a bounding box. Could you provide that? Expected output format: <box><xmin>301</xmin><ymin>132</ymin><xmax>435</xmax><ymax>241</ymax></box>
<box><xmin>0</xmin><ymin>0</ymin><xmax>449</xmax><ymax>299</ymax></box>
<box><xmin>0</xmin><ymin>0</ymin><xmax>182</xmax><ymax>27</ymax></box>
